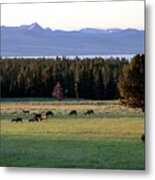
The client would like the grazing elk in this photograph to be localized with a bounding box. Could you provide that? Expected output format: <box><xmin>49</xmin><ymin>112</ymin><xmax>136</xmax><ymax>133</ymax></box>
<box><xmin>22</xmin><ymin>110</ymin><xmax>30</xmax><ymax>114</ymax></box>
<box><xmin>69</xmin><ymin>110</ymin><xmax>77</xmax><ymax>116</ymax></box>
<box><xmin>11</xmin><ymin>119</ymin><xmax>17</xmax><ymax>122</ymax></box>
<box><xmin>11</xmin><ymin>117</ymin><xmax>23</xmax><ymax>123</ymax></box>
<box><xmin>28</xmin><ymin>118</ymin><xmax>39</xmax><ymax>122</ymax></box>
<box><xmin>46</xmin><ymin>111</ymin><xmax>54</xmax><ymax>116</ymax></box>
<box><xmin>34</xmin><ymin>113</ymin><xmax>42</xmax><ymax>121</ymax></box>
<box><xmin>85</xmin><ymin>110</ymin><xmax>94</xmax><ymax>115</ymax></box>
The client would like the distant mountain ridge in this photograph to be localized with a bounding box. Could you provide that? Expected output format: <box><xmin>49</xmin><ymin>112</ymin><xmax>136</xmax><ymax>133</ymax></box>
<box><xmin>1</xmin><ymin>23</ymin><xmax>144</xmax><ymax>57</ymax></box>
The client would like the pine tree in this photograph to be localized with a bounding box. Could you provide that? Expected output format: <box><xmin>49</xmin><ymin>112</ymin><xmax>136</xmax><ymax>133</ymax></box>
<box><xmin>74</xmin><ymin>59</ymin><xmax>80</xmax><ymax>99</ymax></box>
<box><xmin>118</xmin><ymin>54</ymin><xmax>145</xmax><ymax>112</ymax></box>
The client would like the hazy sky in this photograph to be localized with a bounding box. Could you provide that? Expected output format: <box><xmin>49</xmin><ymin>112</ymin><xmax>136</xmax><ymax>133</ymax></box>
<box><xmin>1</xmin><ymin>0</ymin><xmax>145</xmax><ymax>30</ymax></box>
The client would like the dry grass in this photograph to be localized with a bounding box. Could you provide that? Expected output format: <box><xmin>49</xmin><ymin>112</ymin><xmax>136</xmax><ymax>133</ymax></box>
<box><xmin>1</xmin><ymin>118</ymin><xmax>144</xmax><ymax>141</ymax></box>
<box><xmin>1</xmin><ymin>100</ymin><xmax>143</xmax><ymax>116</ymax></box>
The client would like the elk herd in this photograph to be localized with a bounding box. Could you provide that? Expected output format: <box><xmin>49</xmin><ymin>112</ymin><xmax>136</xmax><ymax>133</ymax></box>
<box><xmin>10</xmin><ymin>109</ymin><xmax>145</xmax><ymax>143</ymax></box>
<box><xmin>11</xmin><ymin>109</ymin><xmax>95</xmax><ymax>123</ymax></box>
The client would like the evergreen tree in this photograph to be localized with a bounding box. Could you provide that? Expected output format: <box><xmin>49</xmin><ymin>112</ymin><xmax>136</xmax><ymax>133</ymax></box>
<box><xmin>74</xmin><ymin>59</ymin><xmax>80</xmax><ymax>99</ymax></box>
<box><xmin>118</xmin><ymin>54</ymin><xmax>145</xmax><ymax>111</ymax></box>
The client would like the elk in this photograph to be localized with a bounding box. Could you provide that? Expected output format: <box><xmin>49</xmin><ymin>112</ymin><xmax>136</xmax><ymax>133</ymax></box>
<box><xmin>11</xmin><ymin>117</ymin><xmax>23</xmax><ymax>123</ymax></box>
<box><xmin>69</xmin><ymin>110</ymin><xmax>77</xmax><ymax>116</ymax></box>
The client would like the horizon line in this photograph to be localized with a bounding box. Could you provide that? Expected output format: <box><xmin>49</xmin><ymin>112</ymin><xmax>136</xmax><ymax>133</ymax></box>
<box><xmin>0</xmin><ymin>22</ymin><xmax>144</xmax><ymax>31</ymax></box>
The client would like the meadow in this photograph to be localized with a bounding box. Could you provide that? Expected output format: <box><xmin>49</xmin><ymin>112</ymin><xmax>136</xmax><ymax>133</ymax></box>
<box><xmin>0</xmin><ymin>99</ymin><xmax>145</xmax><ymax>169</ymax></box>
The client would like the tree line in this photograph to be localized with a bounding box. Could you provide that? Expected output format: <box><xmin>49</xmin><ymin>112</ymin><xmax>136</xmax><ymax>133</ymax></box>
<box><xmin>0</xmin><ymin>56</ymin><xmax>129</xmax><ymax>99</ymax></box>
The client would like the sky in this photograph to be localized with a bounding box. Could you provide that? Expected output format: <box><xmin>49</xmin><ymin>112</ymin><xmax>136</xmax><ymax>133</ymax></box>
<box><xmin>1</xmin><ymin>0</ymin><xmax>145</xmax><ymax>30</ymax></box>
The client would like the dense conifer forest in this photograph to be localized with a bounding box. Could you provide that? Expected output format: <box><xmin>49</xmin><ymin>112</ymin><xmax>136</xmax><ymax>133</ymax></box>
<box><xmin>0</xmin><ymin>57</ymin><xmax>129</xmax><ymax>99</ymax></box>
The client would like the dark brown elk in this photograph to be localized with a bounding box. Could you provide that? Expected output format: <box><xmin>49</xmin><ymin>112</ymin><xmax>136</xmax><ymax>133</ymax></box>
<box><xmin>34</xmin><ymin>113</ymin><xmax>41</xmax><ymax>121</ymax></box>
<box><xmin>85</xmin><ymin>110</ymin><xmax>94</xmax><ymax>115</ymax></box>
<box><xmin>69</xmin><ymin>110</ymin><xmax>77</xmax><ymax>116</ymax></box>
<box><xmin>22</xmin><ymin>110</ymin><xmax>30</xmax><ymax>114</ymax></box>
<box><xmin>46</xmin><ymin>111</ymin><xmax>54</xmax><ymax>116</ymax></box>
<box><xmin>11</xmin><ymin>117</ymin><xmax>23</xmax><ymax>123</ymax></box>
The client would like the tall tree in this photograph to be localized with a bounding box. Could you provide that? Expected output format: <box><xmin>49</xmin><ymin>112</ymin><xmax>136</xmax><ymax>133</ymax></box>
<box><xmin>74</xmin><ymin>59</ymin><xmax>80</xmax><ymax>99</ymax></box>
<box><xmin>118</xmin><ymin>54</ymin><xmax>145</xmax><ymax>112</ymax></box>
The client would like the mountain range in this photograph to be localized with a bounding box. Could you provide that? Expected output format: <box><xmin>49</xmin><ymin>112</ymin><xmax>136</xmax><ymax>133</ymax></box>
<box><xmin>0</xmin><ymin>23</ymin><xmax>144</xmax><ymax>57</ymax></box>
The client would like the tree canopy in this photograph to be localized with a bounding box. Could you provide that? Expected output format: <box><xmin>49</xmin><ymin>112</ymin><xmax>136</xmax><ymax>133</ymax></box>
<box><xmin>118</xmin><ymin>54</ymin><xmax>145</xmax><ymax>111</ymax></box>
<box><xmin>0</xmin><ymin>56</ymin><xmax>128</xmax><ymax>99</ymax></box>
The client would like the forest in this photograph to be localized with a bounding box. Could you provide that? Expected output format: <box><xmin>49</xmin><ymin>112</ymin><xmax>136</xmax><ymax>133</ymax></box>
<box><xmin>0</xmin><ymin>56</ymin><xmax>129</xmax><ymax>99</ymax></box>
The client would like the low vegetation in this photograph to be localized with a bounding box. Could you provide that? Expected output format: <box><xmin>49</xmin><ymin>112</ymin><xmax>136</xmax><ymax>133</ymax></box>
<box><xmin>0</xmin><ymin>99</ymin><xmax>144</xmax><ymax>169</ymax></box>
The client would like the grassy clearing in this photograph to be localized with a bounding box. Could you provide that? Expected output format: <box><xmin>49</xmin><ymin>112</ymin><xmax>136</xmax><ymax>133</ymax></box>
<box><xmin>0</xmin><ymin>100</ymin><xmax>145</xmax><ymax>169</ymax></box>
<box><xmin>1</xmin><ymin>99</ymin><xmax>143</xmax><ymax>118</ymax></box>
<box><xmin>1</xmin><ymin>118</ymin><xmax>143</xmax><ymax>140</ymax></box>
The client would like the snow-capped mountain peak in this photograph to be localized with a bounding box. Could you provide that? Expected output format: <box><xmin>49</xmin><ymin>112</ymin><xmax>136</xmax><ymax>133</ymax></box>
<box><xmin>27</xmin><ymin>22</ymin><xmax>43</xmax><ymax>31</ymax></box>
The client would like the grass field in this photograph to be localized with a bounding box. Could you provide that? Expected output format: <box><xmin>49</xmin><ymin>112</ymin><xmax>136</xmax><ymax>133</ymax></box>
<box><xmin>0</xmin><ymin>99</ymin><xmax>145</xmax><ymax>169</ymax></box>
